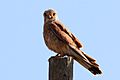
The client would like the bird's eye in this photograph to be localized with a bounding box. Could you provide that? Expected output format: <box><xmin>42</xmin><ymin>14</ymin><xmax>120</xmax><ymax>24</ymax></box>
<box><xmin>53</xmin><ymin>13</ymin><xmax>56</xmax><ymax>16</ymax></box>
<box><xmin>44</xmin><ymin>13</ymin><xmax>47</xmax><ymax>16</ymax></box>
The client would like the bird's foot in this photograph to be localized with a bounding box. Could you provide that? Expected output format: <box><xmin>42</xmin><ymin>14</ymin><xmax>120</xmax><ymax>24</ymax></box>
<box><xmin>48</xmin><ymin>54</ymin><xmax>61</xmax><ymax>61</ymax></box>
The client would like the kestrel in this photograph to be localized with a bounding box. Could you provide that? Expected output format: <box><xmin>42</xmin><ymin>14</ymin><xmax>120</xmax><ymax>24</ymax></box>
<box><xmin>43</xmin><ymin>9</ymin><xmax>102</xmax><ymax>75</ymax></box>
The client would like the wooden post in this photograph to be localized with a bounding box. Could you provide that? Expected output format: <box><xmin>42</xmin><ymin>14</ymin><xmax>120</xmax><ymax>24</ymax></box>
<box><xmin>49</xmin><ymin>56</ymin><xmax>73</xmax><ymax>80</ymax></box>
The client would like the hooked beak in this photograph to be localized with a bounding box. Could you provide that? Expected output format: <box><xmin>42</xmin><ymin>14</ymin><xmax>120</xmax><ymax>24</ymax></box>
<box><xmin>48</xmin><ymin>15</ymin><xmax>52</xmax><ymax>19</ymax></box>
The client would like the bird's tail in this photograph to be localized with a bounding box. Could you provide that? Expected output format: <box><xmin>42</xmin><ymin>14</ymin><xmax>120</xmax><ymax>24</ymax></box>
<box><xmin>68</xmin><ymin>45</ymin><xmax>102</xmax><ymax>75</ymax></box>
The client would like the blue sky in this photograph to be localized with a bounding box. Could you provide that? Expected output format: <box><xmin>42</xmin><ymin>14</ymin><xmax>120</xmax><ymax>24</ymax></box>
<box><xmin>0</xmin><ymin>0</ymin><xmax>120</xmax><ymax>80</ymax></box>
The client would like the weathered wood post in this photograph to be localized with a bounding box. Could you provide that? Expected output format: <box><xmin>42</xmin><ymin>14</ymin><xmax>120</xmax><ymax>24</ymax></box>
<box><xmin>49</xmin><ymin>56</ymin><xmax>73</xmax><ymax>80</ymax></box>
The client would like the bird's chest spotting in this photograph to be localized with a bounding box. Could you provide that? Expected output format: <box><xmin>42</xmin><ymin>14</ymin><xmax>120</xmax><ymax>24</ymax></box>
<box><xmin>45</xmin><ymin>30</ymin><xmax>58</xmax><ymax>45</ymax></box>
<box><xmin>43</xmin><ymin>26</ymin><xmax>64</xmax><ymax>52</ymax></box>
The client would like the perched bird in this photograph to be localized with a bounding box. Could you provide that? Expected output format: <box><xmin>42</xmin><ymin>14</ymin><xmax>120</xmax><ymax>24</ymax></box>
<box><xmin>43</xmin><ymin>9</ymin><xmax>102</xmax><ymax>75</ymax></box>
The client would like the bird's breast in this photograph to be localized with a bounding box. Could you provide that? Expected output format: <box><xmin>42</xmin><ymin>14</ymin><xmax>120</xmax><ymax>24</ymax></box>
<box><xmin>43</xmin><ymin>26</ymin><xmax>66</xmax><ymax>53</ymax></box>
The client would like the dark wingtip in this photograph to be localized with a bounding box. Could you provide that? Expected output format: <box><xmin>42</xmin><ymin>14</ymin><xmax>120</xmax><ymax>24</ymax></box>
<box><xmin>88</xmin><ymin>66</ymin><xmax>102</xmax><ymax>75</ymax></box>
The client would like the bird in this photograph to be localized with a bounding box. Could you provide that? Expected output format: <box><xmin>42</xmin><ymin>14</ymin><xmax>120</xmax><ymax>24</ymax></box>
<box><xmin>43</xmin><ymin>9</ymin><xmax>102</xmax><ymax>75</ymax></box>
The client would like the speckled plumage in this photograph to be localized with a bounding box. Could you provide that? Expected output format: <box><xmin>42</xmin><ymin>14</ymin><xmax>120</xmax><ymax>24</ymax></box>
<box><xmin>43</xmin><ymin>9</ymin><xmax>102</xmax><ymax>75</ymax></box>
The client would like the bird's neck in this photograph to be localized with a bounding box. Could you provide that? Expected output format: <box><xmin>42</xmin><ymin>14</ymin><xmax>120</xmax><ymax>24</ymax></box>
<box><xmin>44</xmin><ymin>19</ymin><xmax>56</xmax><ymax>24</ymax></box>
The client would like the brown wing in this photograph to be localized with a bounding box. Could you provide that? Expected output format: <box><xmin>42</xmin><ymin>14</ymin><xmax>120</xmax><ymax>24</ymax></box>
<box><xmin>54</xmin><ymin>21</ymin><xmax>83</xmax><ymax>48</ymax></box>
<box><xmin>47</xmin><ymin>21</ymin><xmax>102</xmax><ymax>75</ymax></box>
<box><xmin>48</xmin><ymin>22</ymin><xmax>76</xmax><ymax>46</ymax></box>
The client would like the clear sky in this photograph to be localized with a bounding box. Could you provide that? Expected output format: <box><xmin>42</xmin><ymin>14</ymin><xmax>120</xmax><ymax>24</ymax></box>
<box><xmin>0</xmin><ymin>0</ymin><xmax>120</xmax><ymax>80</ymax></box>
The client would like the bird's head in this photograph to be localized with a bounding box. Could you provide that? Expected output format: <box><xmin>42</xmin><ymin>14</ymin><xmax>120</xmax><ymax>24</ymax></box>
<box><xmin>43</xmin><ymin>9</ymin><xmax>58</xmax><ymax>23</ymax></box>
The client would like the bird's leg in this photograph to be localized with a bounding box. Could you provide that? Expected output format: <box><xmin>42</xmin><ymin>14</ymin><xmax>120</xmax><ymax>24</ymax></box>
<box><xmin>53</xmin><ymin>53</ymin><xmax>61</xmax><ymax>59</ymax></box>
<box><xmin>67</xmin><ymin>56</ymin><xmax>73</xmax><ymax>66</ymax></box>
<box><xmin>59</xmin><ymin>53</ymin><xmax>66</xmax><ymax>57</ymax></box>
<box><xmin>48</xmin><ymin>53</ymin><xmax>66</xmax><ymax>61</ymax></box>
<box><xmin>54</xmin><ymin>53</ymin><xmax>65</xmax><ymax>58</ymax></box>
<box><xmin>54</xmin><ymin>53</ymin><xmax>65</xmax><ymax>59</ymax></box>
<box><xmin>49</xmin><ymin>53</ymin><xmax>62</xmax><ymax>60</ymax></box>
<box><xmin>55</xmin><ymin>53</ymin><xmax>60</xmax><ymax>56</ymax></box>
<box><xmin>48</xmin><ymin>53</ymin><xmax>60</xmax><ymax>61</ymax></box>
